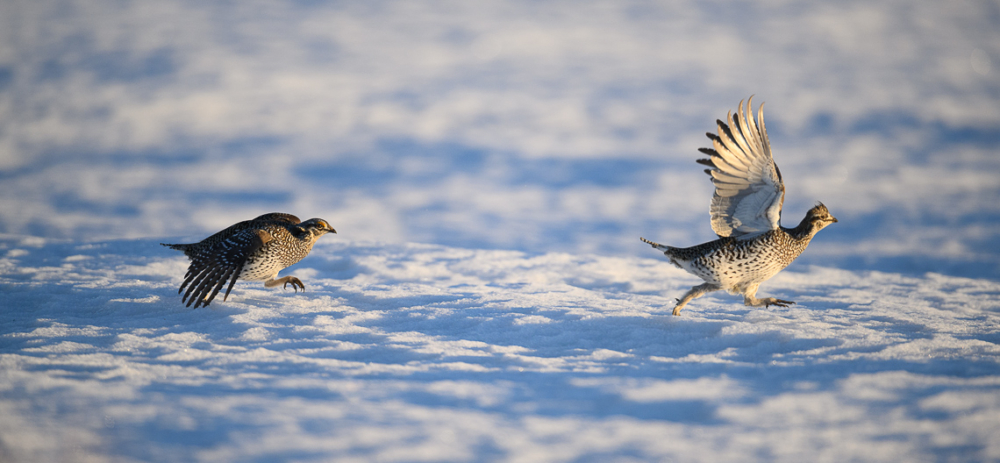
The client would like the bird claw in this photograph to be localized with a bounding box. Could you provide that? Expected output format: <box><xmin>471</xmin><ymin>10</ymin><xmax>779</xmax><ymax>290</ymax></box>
<box><xmin>283</xmin><ymin>277</ymin><xmax>305</xmax><ymax>292</ymax></box>
<box><xmin>766</xmin><ymin>299</ymin><xmax>795</xmax><ymax>308</ymax></box>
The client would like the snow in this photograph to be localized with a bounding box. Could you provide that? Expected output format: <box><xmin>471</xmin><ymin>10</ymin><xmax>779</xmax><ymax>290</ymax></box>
<box><xmin>2</xmin><ymin>236</ymin><xmax>1000</xmax><ymax>462</ymax></box>
<box><xmin>1</xmin><ymin>0</ymin><xmax>1000</xmax><ymax>461</ymax></box>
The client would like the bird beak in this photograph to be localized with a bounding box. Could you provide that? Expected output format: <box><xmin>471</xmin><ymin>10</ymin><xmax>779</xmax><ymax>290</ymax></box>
<box><xmin>831</xmin><ymin>217</ymin><xmax>838</xmax><ymax>223</ymax></box>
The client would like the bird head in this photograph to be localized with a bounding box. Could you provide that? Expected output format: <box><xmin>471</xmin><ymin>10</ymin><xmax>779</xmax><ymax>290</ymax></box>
<box><xmin>292</xmin><ymin>218</ymin><xmax>337</xmax><ymax>241</ymax></box>
<box><xmin>805</xmin><ymin>202</ymin><xmax>838</xmax><ymax>232</ymax></box>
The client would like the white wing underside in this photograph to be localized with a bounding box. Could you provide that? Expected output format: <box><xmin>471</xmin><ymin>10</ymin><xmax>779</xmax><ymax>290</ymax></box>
<box><xmin>700</xmin><ymin>97</ymin><xmax>785</xmax><ymax>238</ymax></box>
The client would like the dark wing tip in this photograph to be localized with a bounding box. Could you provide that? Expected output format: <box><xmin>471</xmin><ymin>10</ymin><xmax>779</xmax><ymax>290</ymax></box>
<box><xmin>717</xmin><ymin>119</ymin><xmax>736</xmax><ymax>142</ymax></box>
<box><xmin>173</xmin><ymin>229</ymin><xmax>265</xmax><ymax>308</ymax></box>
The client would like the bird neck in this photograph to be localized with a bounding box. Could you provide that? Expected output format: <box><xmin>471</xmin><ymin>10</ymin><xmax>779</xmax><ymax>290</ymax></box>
<box><xmin>301</xmin><ymin>231</ymin><xmax>326</xmax><ymax>248</ymax></box>
<box><xmin>787</xmin><ymin>216</ymin><xmax>818</xmax><ymax>242</ymax></box>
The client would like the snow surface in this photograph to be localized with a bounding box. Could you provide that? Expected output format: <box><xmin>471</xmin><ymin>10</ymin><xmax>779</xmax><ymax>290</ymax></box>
<box><xmin>2</xmin><ymin>0</ymin><xmax>1000</xmax><ymax>461</ymax></box>
<box><xmin>2</xmin><ymin>236</ymin><xmax>1000</xmax><ymax>462</ymax></box>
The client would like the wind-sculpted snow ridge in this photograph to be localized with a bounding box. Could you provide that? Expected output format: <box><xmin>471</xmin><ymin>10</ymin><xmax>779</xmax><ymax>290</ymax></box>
<box><xmin>1</xmin><ymin>236</ymin><xmax>999</xmax><ymax>462</ymax></box>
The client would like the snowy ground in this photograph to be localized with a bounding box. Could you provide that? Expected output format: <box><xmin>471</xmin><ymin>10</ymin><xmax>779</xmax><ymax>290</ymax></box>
<box><xmin>3</xmin><ymin>236</ymin><xmax>1000</xmax><ymax>462</ymax></box>
<box><xmin>2</xmin><ymin>0</ymin><xmax>1000</xmax><ymax>462</ymax></box>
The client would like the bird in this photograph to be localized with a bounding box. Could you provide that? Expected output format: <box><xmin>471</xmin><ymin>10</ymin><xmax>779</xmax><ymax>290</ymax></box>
<box><xmin>161</xmin><ymin>213</ymin><xmax>336</xmax><ymax>308</ymax></box>
<box><xmin>640</xmin><ymin>97</ymin><xmax>837</xmax><ymax>316</ymax></box>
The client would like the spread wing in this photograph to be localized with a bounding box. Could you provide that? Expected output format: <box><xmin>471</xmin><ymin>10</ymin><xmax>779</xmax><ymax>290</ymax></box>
<box><xmin>178</xmin><ymin>229</ymin><xmax>271</xmax><ymax>308</ymax></box>
<box><xmin>696</xmin><ymin>97</ymin><xmax>785</xmax><ymax>238</ymax></box>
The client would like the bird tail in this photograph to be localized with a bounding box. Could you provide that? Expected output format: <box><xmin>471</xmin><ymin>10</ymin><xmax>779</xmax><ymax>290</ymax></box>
<box><xmin>640</xmin><ymin>237</ymin><xmax>671</xmax><ymax>253</ymax></box>
<box><xmin>161</xmin><ymin>242</ymin><xmax>196</xmax><ymax>257</ymax></box>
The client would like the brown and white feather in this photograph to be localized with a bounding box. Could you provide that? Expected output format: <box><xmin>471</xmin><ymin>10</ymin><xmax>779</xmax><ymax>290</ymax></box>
<box><xmin>696</xmin><ymin>97</ymin><xmax>785</xmax><ymax>238</ymax></box>
<box><xmin>162</xmin><ymin>213</ymin><xmax>335</xmax><ymax>308</ymax></box>
<box><xmin>641</xmin><ymin>97</ymin><xmax>837</xmax><ymax>315</ymax></box>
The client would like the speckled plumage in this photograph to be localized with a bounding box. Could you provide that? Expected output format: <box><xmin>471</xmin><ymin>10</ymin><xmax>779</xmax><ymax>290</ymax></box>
<box><xmin>161</xmin><ymin>213</ymin><xmax>336</xmax><ymax>308</ymax></box>
<box><xmin>641</xmin><ymin>98</ymin><xmax>837</xmax><ymax>315</ymax></box>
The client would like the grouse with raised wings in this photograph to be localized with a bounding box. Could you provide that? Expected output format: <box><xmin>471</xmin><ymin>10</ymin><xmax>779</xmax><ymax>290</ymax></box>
<box><xmin>641</xmin><ymin>98</ymin><xmax>837</xmax><ymax>315</ymax></box>
<box><xmin>162</xmin><ymin>213</ymin><xmax>336</xmax><ymax>308</ymax></box>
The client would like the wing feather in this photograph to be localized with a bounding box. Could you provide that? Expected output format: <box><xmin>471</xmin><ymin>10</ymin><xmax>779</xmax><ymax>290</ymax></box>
<box><xmin>252</xmin><ymin>213</ymin><xmax>300</xmax><ymax>225</ymax></box>
<box><xmin>699</xmin><ymin>97</ymin><xmax>785</xmax><ymax>237</ymax></box>
<box><xmin>715</xmin><ymin>121</ymin><xmax>752</xmax><ymax>168</ymax></box>
<box><xmin>743</xmin><ymin>99</ymin><xmax>765</xmax><ymax>156</ymax></box>
<box><xmin>705</xmin><ymin>133</ymin><xmax>748</xmax><ymax>168</ymax></box>
<box><xmin>179</xmin><ymin>229</ymin><xmax>266</xmax><ymax>308</ymax></box>
<box><xmin>728</xmin><ymin>111</ymin><xmax>755</xmax><ymax>162</ymax></box>
<box><xmin>708</xmin><ymin>154</ymin><xmax>747</xmax><ymax>177</ymax></box>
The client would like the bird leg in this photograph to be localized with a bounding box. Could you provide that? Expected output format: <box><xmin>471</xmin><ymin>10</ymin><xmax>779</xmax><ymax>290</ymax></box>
<box><xmin>672</xmin><ymin>283</ymin><xmax>721</xmax><ymax>316</ymax></box>
<box><xmin>264</xmin><ymin>276</ymin><xmax>305</xmax><ymax>292</ymax></box>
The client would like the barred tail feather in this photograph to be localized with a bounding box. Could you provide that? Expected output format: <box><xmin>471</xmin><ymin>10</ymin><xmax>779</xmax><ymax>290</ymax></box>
<box><xmin>640</xmin><ymin>237</ymin><xmax>670</xmax><ymax>253</ymax></box>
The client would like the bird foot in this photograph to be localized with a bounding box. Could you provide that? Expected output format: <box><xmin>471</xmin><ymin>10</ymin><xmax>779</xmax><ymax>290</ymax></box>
<box><xmin>672</xmin><ymin>298</ymin><xmax>684</xmax><ymax>316</ymax></box>
<box><xmin>765</xmin><ymin>299</ymin><xmax>795</xmax><ymax>308</ymax></box>
<box><xmin>744</xmin><ymin>296</ymin><xmax>795</xmax><ymax>308</ymax></box>
<box><xmin>265</xmin><ymin>276</ymin><xmax>305</xmax><ymax>292</ymax></box>
<box><xmin>757</xmin><ymin>298</ymin><xmax>794</xmax><ymax>308</ymax></box>
<box><xmin>283</xmin><ymin>277</ymin><xmax>305</xmax><ymax>292</ymax></box>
